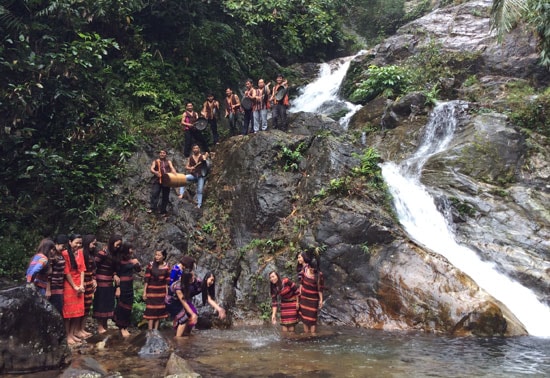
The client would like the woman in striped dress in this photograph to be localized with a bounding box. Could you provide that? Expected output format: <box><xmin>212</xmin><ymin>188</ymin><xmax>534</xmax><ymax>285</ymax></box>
<box><xmin>114</xmin><ymin>242</ymin><xmax>141</xmax><ymax>337</ymax></box>
<box><xmin>79</xmin><ymin>234</ymin><xmax>97</xmax><ymax>339</ymax></box>
<box><xmin>93</xmin><ymin>234</ymin><xmax>123</xmax><ymax>334</ymax></box>
<box><xmin>143</xmin><ymin>249</ymin><xmax>170</xmax><ymax>330</ymax></box>
<box><xmin>269</xmin><ymin>271</ymin><xmax>299</xmax><ymax>332</ymax></box>
<box><xmin>297</xmin><ymin>252</ymin><xmax>324</xmax><ymax>334</ymax></box>
<box><xmin>49</xmin><ymin>235</ymin><xmax>68</xmax><ymax>315</ymax></box>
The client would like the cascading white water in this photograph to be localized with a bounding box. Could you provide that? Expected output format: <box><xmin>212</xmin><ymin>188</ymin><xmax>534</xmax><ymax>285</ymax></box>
<box><xmin>381</xmin><ymin>101</ymin><xmax>550</xmax><ymax>337</ymax></box>
<box><xmin>290</xmin><ymin>52</ymin><xmax>364</xmax><ymax>128</ymax></box>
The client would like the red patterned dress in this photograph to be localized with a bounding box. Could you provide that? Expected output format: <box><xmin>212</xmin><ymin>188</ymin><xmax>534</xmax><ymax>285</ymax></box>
<box><xmin>143</xmin><ymin>261</ymin><xmax>170</xmax><ymax>320</ymax></box>
<box><xmin>62</xmin><ymin>249</ymin><xmax>86</xmax><ymax>319</ymax></box>
<box><xmin>298</xmin><ymin>267</ymin><xmax>324</xmax><ymax>327</ymax></box>
<box><xmin>272</xmin><ymin>277</ymin><xmax>299</xmax><ymax>326</ymax></box>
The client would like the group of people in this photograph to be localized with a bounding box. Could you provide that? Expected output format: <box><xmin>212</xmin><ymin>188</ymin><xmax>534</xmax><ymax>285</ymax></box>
<box><xmin>155</xmin><ymin>254</ymin><xmax>226</xmax><ymax>337</ymax></box>
<box><xmin>25</xmin><ymin>234</ymin><xmax>225</xmax><ymax>346</ymax></box>
<box><xmin>183</xmin><ymin>74</ymin><xmax>290</xmax><ymax>155</ymax></box>
<box><xmin>149</xmin><ymin>145</ymin><xmax>209</xmax><ymax>214</ymax></box>
<box><xmin>225</xmin><ymin>73</ymin><xmax>290</xmax><ymax>136</ymax></box>
<box><xmin>148</xmin><ymin>74</ymin><xmax>290</xmax><ymax>215</ymax></box>
<box><xmin>270</xmin><ymin>250</ymin><xmax>324</xmax><ymax>334</ymax></box>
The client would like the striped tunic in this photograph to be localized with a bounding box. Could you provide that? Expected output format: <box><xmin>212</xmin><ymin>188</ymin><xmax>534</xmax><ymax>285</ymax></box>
<box><xmin>114</xmin><ymin>258</ymin><xmax>141</xmax><ymax>328</ymax></box>
<box><xmin>143</xmin><ymin>262</ymin><xmax>170</xmax><ymax>320</ymax></box>
<box><xmin>272</xmin><ymin>277</ymin><xmax>299</xmax><ymax>326</ymax></box>
<box><xmin>93</xmin><ymin>249</ymin><xmax>116</xmax><ymax>319</ymax></box>
<box><xmin>49</xmin><ymin>254</ymin><xmax>66</xmax><ymax>314</ymax></box>
<box><xmin>298</xmin><ymin>268</ymin><xmax>324</xmax><ymax>326</ymax></box>
<box><xmin>83</xmin><ymin>253</ymin><xmax>97</xmax><ymax>314</ymax></box>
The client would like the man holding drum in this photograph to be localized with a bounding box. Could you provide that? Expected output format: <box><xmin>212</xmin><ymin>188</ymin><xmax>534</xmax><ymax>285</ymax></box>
<box><xmin>148</xmin><ymin>149</ymin><xmax>177</xmax><ymax>215</ymax></box>
<box><xmin>201</xmin><ymin>93</ymin><xmax>220</xmax><ymax>145</ymax></box>
<box><xmin>270</xmin><ymin>74</ymin><xmax>289</xmax><ymax>131</ymax></box>
<box><xmin>181</xmin><ymin>101</ymin><xmax>209</xmax><ymax>158</ymax></box>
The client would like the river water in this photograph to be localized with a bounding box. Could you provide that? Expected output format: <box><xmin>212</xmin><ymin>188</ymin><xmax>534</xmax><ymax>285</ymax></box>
<box><xmin>18</xmin><ymin>325</ymin><xmax>550</xmax><ymax>377</ymax></box>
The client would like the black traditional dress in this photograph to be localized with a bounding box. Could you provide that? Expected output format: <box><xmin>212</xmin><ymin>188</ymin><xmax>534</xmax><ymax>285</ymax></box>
<box><xmin>143</xmin><ymin>261</ymin><xmax>170</xmax><ymax>320</ymax></box>
<box><xmin>93</xmin><ymin>249</ymin><xmax>116</xmax><ymax>319</ymax></box>
<box><xmin>298</xmin><ymin>267</ymin><xmax>324</xmax><ymax>326</ymax></box>
<box><xmin>49</xmin><ymin>254</ymin><xmax>66</xmax><ymax>314</ymax></box>
<box><xmin>272</xmin><ymin>277</ymin><xmax>299</xmax><ymax>326</ymax></box>
<box><xmin>114</xmin><ymin>257</ymin><xmax>141</xmax><ymax>329</ymax></box>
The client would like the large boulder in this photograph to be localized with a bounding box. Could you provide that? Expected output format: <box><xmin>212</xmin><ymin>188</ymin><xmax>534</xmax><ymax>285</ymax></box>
<box><xmin>0</xmin><ymin>285</ymin><xmax>71</xmax><ymax>374</ymax></box>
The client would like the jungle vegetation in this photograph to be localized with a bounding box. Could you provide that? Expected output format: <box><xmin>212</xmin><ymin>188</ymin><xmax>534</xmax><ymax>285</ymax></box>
<box><xmin>0</xmin><ymin>0</ymin><xmax>548</xmax><ymax>279</ymax></box>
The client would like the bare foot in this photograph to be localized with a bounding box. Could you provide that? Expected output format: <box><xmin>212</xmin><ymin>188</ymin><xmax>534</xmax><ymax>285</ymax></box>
<box><xmin>67</xmin><ymin>336</ymin><xmax>80</xmax><ymax>345</ymax></box>
<box><xmin>120</xmin><ymin>328</ymin><xmax>130</xmax><ymax>338</ymax></box>
<box><xmin>97</xmin><ymin>326</ymin><xmax>107</xmax><ymax>334</ymax></box>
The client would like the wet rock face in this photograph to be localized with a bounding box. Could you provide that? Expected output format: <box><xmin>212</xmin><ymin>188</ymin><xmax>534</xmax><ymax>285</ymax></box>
<box><xmin>137</xmin><ymin>329</ymin><xmax>170</xmax><ymax>357</ymax></box>
<box><xmin>0</xmin><ymin>285</ymin><xmax>71</xmax><ymax>374</ymax></box>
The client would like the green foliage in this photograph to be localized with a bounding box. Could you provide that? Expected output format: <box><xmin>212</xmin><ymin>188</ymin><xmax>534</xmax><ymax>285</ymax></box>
<box><xmin>259</xmin><ymin>300</ymin><xmax>272</xmax><ymax>321</ymax></box>
<box><xmin>247</xmin><ymin>238</ymin><xmax>285</xmax><ymax>254</ymax></box>
<box><xmin>507</xmin><ymin>86</ymin><xmax>550</xmax><ymax>137</ymax></box>
<box><xmin>491</xmin><ymin>0</ymin><xmax>550</xmax><ymax>67</ymax></box>
<box><xmin>277</xmin><ymin>142</ymin><xmax>307</xmax><ymax>172</ymax></box>
<box><xmin>223</xmin><ymin>0</ymin><xmax>345</xmax><ymax>61</ymax></box>
<box><xmin>449</xmin><ymin>197</ymin><xmax>476</xmax><ymax>217</ymax></box>
<box><xmin>0</xmin><ymin>229</ymin><xmax>41</xmax><ymax>279</ymax></box>
<box><xmin>132</xmin><ymin>282</ymin><xmax>146</xmax><ymax>327</ymax></box>
<box><xmin>351</xmin><ymin>147</ymin><xmax>385</xmax><ymax>190</ymax></box>
<box><xmin>350</xmin><ymin>65</ymin><xmax>412</xmax><ymax>103</ymax></box>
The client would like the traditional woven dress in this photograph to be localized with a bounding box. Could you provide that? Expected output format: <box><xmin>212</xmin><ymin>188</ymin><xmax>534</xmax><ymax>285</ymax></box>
<box><xmin>93</xmin><ymin>248</ymin><xmax>116</xmax><ymax>319</ymax></box>
<box><xmin>83</xmin><ymin>252</ymin><xmax>96</xmax><ymax>315</ymax></box>
<box><xmin>114</xmin><ymin>257</ymin><xmax>141</xmax><ymax>329</ymax></box>
<box><xmin>49</xmin><ymin>254</ymin><xmax>66</xmax><ymax>314</ymax></box>
<box><xmin>143</xmin><ymin>261</ymin><xmax>170</xmax><ymax>320</ymax></box>
<box><xmin>62</xmin><ymin>249</ymin><xmax>85</xmax><ymax>319</ymax></box>
<box><xmin>298</xmin><ymin>266</ymin><xmax>324</xmax><ymax>327</ymax></box>
<box><xmin>272</xmin><ymin>277</ymin><xmax>299</xmax><ymax>326</ymax></box>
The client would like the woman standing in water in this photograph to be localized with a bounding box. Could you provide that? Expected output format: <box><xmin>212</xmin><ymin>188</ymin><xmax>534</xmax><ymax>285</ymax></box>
<box><xmin>143</xmin><ymin>249</ymin><xmax>170</xmax><ymax>330</ymax></box>
<box><xmin>94</xmin><ymin>234</ymin><xmax>123</xmax><ymax>333</ymax></box>
<box><xmin>62</xmin><ymin>234</ymin><xmax>85</xmax><ymax>345</ymax></box>
<box><xmin>269</xmin><ymin>271</ymin><xmax>299</xmax><ymax>332</ymax></box>
<box><xmin>201</xmin><ymin>271</ymin><xmax>226</xmax><ymax>320</ymax></box>
<box><xmin>114</xmin><ymin>242</ymin><xmax>141</xmax><ymax>337</ymax></box>
<box><xmin>49</xmin><ymin>235</ymin><xmax>68</xmax><ymax>314</ymax></box>
<box><xmin>297</xmin><ymin>251</ymin><xmax>324</xmax><ymax>334</ymax></box>
<box><xmin>79</xmin><ymin>234</ymin><xmax>97</xmax><ymax>339</ymax></box>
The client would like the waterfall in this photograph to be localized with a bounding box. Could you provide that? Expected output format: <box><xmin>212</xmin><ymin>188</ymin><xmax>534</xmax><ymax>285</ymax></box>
<box><xmin>290</xmin><ymin>52</ymin><xmax>364</xmax><ymax>128</ymax></box>
<box><xmin>381</xmin><ymin>101</ymin><xmax>550</xmax><ymax>337</ymax></box>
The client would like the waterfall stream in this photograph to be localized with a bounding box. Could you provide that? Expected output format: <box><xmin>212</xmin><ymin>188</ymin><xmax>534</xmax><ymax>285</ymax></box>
<box><xmin>290</xmin><ymin>52</ymin><xmax>364</xmax><ymax>128</ymax></box>
<box><xmin>381</xmin><ymin>101</ymin><xmax>550</xmax><ymax>337</ymax></box>
<box><xmin>293</xmin><ymin>57</ymin><xmax>550</xmax><ymax>336</ymax></box>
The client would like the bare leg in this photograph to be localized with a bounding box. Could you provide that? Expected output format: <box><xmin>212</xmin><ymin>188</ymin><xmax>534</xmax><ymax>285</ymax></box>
<box><xmin>148</xmin><ymin>319</ymin><xmax>154</xmax><ymax>330</ymax></box>
<box><xmin>310</xmin><ymin>325</ymin><xmax>317</xmax><ymax>334</ymax></box>
<box><xmin>97</xmin><ymin>318</ymin><xmax>108</xmax><ymax>334</ymax></box>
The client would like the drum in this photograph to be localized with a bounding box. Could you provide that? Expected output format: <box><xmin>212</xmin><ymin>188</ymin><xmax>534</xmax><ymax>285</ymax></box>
<box><xmin>274</xmin><ymin>87</ymin><xmax>287</xmax><ymax>101</ymax></box>
<box><xmin>162</xmin><ymin>173</ymin><xmax>187</xmax><ymax>187</ymax></box>
<box><xmin>241</xmin><ymin>96</ymin><xmax>253</xmax><ymax>111</ymax></box>
<box><xmin>194</xmin><ymin>117</ymin><xmax>208</xmax><ymax>130</ymax></box>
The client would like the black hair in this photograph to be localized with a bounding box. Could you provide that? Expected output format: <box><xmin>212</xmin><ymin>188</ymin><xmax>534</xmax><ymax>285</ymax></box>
<box><xmin>151</xmin><ymin>249</ymin><xmax>167</xmax><ymax>277</ymax></box>
<box><xmin>201</xmin><ymin>271</ymin><xmax>216</xmax><ymax>306</ymax></box>
<box><xmin>54</xmin><ymin>234</ymin><xmax>69</xmax><ymax>246</ymax></box>
<box><xmin>180</xmin><ymin>268</ymin><xmax>193</xmax><ymax>301</ymax></box>
<box><xmin>82</xmin><ymin>234</ymin><xmax>97</xmax><ymax>271</ymax></box>
<box><xmin>269</xmin><ymin>271</ymin><xmax>282</xmax><ymax>297</ymax></box>
<box><xmin>67</xmin><ymin>234</ymin><xmax>82</xmax><ymax>270</ymax></box>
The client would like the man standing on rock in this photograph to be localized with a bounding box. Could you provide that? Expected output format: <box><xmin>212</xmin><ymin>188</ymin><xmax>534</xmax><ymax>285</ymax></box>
<box><xmin>149</xmin><ymin>149</ymin><xmax>177</xmax><ymax>215</ymax></box>
<box><xmin>270</xmin><ymin>74</ymin><xmax>289</xmax><ymax>131</ymax></box>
